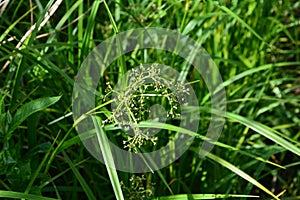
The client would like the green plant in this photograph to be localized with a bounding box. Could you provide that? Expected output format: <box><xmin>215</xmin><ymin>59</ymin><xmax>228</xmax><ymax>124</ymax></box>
<box><xmin>0</xmin><ymin>0</ymin><xmax>299</xmax><ymax>200</ymax></box>
<box><xmin>121</xmin><ymin>175</ymin><xmax>154</xmax><ymax>200</ymax></box>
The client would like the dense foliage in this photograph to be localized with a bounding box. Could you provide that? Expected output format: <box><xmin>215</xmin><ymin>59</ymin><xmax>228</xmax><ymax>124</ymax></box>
<box><xmin>0</xmin><ymin>0</ymin><xmax>299</xmax><ymax>199</ymax></box>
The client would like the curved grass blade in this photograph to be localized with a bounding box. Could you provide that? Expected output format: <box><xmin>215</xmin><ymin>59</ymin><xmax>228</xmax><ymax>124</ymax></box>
<box><xmin>0</xmin><ymin>190</ymin><xmax>59</xmax><ymax>200</ymax></box>
<box><xmin>223</xmin><ymin>111</ymin><xmax>300</xmax><ymax>156</ymax></box>
<box><xmin>64</xmin><ymin>121</ymin><xmax>285</xmax><ymax>169</ymax></box>
<box><xmin>199</xmin><ymin>107</ymin><xmax>300</xmax><ymax>156</ymax></box>
<box><xmin>213</xmin><ymin>1</ymin><xmax>265</xmax><ymax>43</ymax></box>
<box><xmin>24</xmin><ymin>130</ymin><xmax>61</xmax><ymax>195</ymax></box>
<box><xmin>202</xmin><ymin>62</ymin><xmax>300</xmax><ymax>104</ymax></box>
<box><xmin>0</xmin><ymin>6</ymin><xmax>37</xmax><ymax>43</ymax></box>
<box><xmin>62</xmin><ymin>150</ymin><xmax>97</xmax><ymax>200</ymax></box>
<box><xmin>153</xmin><ymin>193</ymin><xmax>259</xmax><ymax>200</ymax></box>
<box><xmin>206</xmin><ymin>152</ymin><xmax>279</xmax><ymax>200</ymax></box>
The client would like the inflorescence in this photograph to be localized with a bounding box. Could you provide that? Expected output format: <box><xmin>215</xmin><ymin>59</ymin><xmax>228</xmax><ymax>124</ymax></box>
<box><xmin>102</xmin><ymin>64</ymin><xmax>190</xmax><ymax>152</ymax></box>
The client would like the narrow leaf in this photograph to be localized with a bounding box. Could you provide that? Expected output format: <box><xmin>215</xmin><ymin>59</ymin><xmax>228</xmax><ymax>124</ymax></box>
<box><xmin>92</xmin><ymin>116</ymin><xmax>125</xmax><ymax>200</ymax></box>
<box><xmin>62</xmin><ymin>151</ymin><xmax>97</xmax><ymax>200</ymax></box>
<box><xmin>0</xmin><ymin>190</ymin><xmax>59</xmax><ymax>200</ymax></box>
<box><xmin>225</xmin><ymin>111</ymin><xmax>300</xmax><ymax>156</ymax></box>
<box><xmin>154</xmin><ymin>193</ymin><xmax>259</xmax><ymax>200</ymax></box>
<box><xmin>206</xmin><ymin>153</ymin><xmax>279</xmax><ymax>200</ymax></box>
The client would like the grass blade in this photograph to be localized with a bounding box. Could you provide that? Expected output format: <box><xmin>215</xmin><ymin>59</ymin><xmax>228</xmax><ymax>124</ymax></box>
<box><xmin>0</xmin><ymin>6</ymin><xmax>36</xmax><ymax>43</ymax></box>
<box><xmin>153</xmin><ymin>193</ymin><xmax>259</xmax><ymax>200</ymax></box>
<box><xmin>226</xmin><ymin>113</ymin><xmax>300</xmax><ymax>156</ymax></box>
<box><xmin>81</xmin><ymin>0</ymin><xmax>101</xmax><ymax>58</ymax></box>
<box><xmin>200</xmin><ymin>107</ymin><xmax>300</xmax><ymax>156</ymax></box>
<box><xmin>92</xmin><ymin>116</ymin><xmax>125</xmax><ymax>200</ymax></box>
<box><xmin>213</xmin><ymin>1</ymin><xmax>265</xmax><ymax>43</ymax></box>
<box><xmin>62</xmin><ymin>150</ymin><xmax>97</xmax><ymax>200</ymax></box>
<box><xmin>225</xmin><ymin>111</ymin><xmax>300</xmax><ymax>156</ymax></box>
<box><xmin>103</xmin><ymin>0</ymin><xmax>127</xmax><ymax>78</ymax></box>
<box><xmin>0</xmin><ymin>190</ymin><xmax>59</xmax><ymax>200</ymax></box>
<box><xmin>202</xmin><ymin>62</ymin><xmax>300</xmax><ymax>104</ymax></box>
<box><xmin>206</xmin><ymin>152</ymin><xmax>279</xmax><ymax>200</ymax></box>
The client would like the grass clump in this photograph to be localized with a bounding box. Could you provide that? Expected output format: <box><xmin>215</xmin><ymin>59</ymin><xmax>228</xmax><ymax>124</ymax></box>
<box><xmin>0</xmin><ymin>0</ymin><xmax>299</xmax><ymax>200</ymax></box>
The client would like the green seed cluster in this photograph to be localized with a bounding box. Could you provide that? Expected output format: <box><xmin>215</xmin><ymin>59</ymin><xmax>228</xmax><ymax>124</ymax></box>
<box><xmin>120</xmin><ymin>175</ymin><xmax>154</xmax><ymax>200</ymax></box>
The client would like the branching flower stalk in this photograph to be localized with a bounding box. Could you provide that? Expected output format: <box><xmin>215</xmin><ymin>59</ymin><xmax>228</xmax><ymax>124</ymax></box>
<box><xmin>120</xmin><ymin>174</ymin><xmax>154</xmax><ymax>200</ymax></box>
<box><xmin>102</xmin><ymin>64</ymin><xmax>190</xmax><ymax>152</ymax></box>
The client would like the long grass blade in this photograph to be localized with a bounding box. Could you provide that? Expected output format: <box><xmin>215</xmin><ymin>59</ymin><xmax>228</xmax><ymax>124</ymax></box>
<box><xmin>153</xmin><ymin>193</ymin><xmax>259</xmax><ymax>200</ymax></box>
<box><xmin>206</xmin><ymin>152</ymin><xmax>279</xmax><ymax>200</ymax></box>
<box><xmin>92</xmin><ymin>116</ymin><xmax>125</xmax><ymax>200</ymax></box>
<box><xmin>62</xmin><ymin>150</ymin><xmax>97</xmax><ymax>200</ymax></box>
<box><xmin>0</xmin><ymin>190</ymin><xmax>59</xmax><ymax>200</ymax></box>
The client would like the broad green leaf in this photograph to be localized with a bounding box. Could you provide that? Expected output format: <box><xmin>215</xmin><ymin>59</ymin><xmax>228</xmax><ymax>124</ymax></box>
<box><xmin>8</xmin><ymin>96</ymin><xmax>61</xmax><ymax>137</ymax></box>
